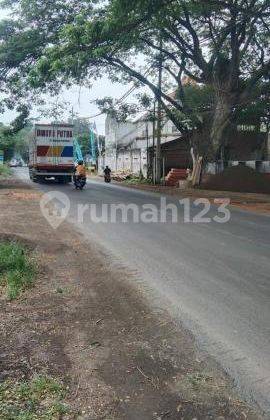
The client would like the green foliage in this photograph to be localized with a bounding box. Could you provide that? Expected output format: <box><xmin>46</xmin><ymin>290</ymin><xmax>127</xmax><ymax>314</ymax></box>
<box><xmin>179</xmin><ymin>85</ymin><xmax>214</xmax><ymax>114</ymax></box>
<box><xmin>95</xmin><ymin>92</ymin><xmax>154</xmax><ymax>123</ymax></box>
<box><xmin>0</xmin><ymin>375</ymin><xmax>69</xmax><ymax>419</ymax></box>
<box><xmin>71</xmin><ymin>117</ymin><xmax>104</xmax><ymax>158</ymax></box>
<box><xmin>0</xmin><ymin>241</ymin><xmax>36</xmax><ymax>300</ymax></box>
<box><xmin>96</xmin><ymin>97</ymin><xmax>139</xmax><ymax>122</ymax></box>
<box><xmin>0</xmin><ymin>124</ymin><xmax>16</xmax><ymax>161</ymax></box>
<box><xmin>0</xmin><ymin>119</ymin><xmax>32</xmax><ymax>162</ymax></box>
<box><xmin>233</xmin><ymin>82</ymin><xmax>270</xmax><ymax>128</ymax></box>
<box><xmin>71</xmin><ymin>118</ymin><xmax>92</xmax><ymax>157</ymax></box>
<box><xmin>0</xmin><ymin>101</ymin><xmax>31</xmax><ymax>161</ymax></box>
<box><xmin>13</xmin><ymin>124</ymin><xmax>32</xmax><ymax>161</ymax></box>
<box><xmin>78</xmin><ymin>132</ymin><xmax>90</xmax><ymax>157</ymax></box>
<box><xmin>0</xmin><ymin>164</ymin><xmax>11</xmax><ymax>178</ymax></box>
<box><xmin>10</xmin><ymin>105</ymin><xmax>30</xmax><ymax>133</ymax></box>
<box><xmin>125</xmin><ymin>175</ymin><xmax>152</xmax><ymax>185</ymax></box>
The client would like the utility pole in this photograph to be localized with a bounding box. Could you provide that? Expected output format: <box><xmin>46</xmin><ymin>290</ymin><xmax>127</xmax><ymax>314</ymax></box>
<box><xmin>146</xmin><ymin>122</ymin><xmax>149</xmax><ymax>178</ymax></box>
<box><xmin>156</xmin><ymin>36</ymin><xmax>163</xmax><ymax>184</ymax></box>
<box><xmin>71</xmin><ymin>106</ymin><xmax>74</xmax><ymax>124</ymax></box>
<box><xmin>152</xmin><ymin>101</ymin><xmax>156</xmax><ymax>184</ymax></box>
<box><xmin>115</xmin><ymin>132</ymin><xmax>118</xmax><ymax>172</ymax></box>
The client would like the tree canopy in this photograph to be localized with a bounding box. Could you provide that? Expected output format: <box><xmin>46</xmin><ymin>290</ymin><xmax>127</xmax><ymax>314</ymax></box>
<box><xmin>0</xmin><ymin>104</ymin><xmax>30</xmax><ymax>160</ymax></box>
<box><xmin>0</xmin><ymin>123</ymin><xmax>30</xmax><ymax>161</ymax></box>
<box><xmin>0</xmin><ymin>0</ymin><xmax>269</xmax><ymax>159</ymax></box>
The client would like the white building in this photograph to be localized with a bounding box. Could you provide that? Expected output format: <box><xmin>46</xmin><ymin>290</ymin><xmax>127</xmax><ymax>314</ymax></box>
<box><xmin>99</xmin><ymin>112</ymin><xmax>182</xmax><ymax>177</ymax></box>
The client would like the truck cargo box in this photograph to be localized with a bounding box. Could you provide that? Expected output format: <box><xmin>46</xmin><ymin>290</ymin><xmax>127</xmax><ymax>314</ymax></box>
<box><xmin>29</xmin><ymin>123</ymin><xmax>74</xmax><ymax>183</ymax></box>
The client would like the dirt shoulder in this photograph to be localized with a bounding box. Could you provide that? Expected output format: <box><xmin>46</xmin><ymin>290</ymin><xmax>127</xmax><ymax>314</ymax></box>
<box><xmin>92</xmin><ymin>176</ymin><xmax>270</xmax><ymax>216</ymax></box>
<box><xmin>0</xmin><ymin>178</ymin><xmax>266</xmax><ymax>419</ymax></box>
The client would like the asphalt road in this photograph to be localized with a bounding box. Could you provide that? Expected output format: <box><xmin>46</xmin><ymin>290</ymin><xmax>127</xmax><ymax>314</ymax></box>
<box><xmin>15</xmin><ymin>168</ymin><xmax>270</xmax><ymax>412</ymax></box>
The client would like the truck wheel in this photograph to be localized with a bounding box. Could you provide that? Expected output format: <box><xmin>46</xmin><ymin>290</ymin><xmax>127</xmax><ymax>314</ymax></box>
<box><xmin>29</xmin><ymin>169</ymin><xmax>40</xmax><ymax>183</ymax></box>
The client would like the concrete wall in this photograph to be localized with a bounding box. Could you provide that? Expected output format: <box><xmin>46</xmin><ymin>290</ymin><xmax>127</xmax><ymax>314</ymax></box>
<box><xmin>102</xmin><ymin>115</ymin><xmax>181</xmax><ymax>176</ymax></box>
<box><xmin>105</xmin><ymin>116</ymin><xmax>139</xmax><ymax>150</ymax></box>
<box><xmin>98</xmin><ymin>148</ymin><xmax>148</xmax><ymax>177</ymax></box>
<box><xmin>204</xmin><ymin>160</ymin><xmax>270</xmax><ymax>175</ymax></box>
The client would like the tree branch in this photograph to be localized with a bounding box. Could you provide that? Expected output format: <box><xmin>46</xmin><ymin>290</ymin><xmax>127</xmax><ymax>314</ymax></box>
<box><xmin>110</xmin><ymin>57</ymin><xmax>184</xmax><ymax>112</ymax></box>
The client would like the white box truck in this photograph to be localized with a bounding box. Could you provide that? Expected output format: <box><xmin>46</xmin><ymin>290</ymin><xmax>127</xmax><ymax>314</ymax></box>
<box><xmin>29</xmin><ymin>123</ymin><xmax>74</xmax><ymax>183</ymax></box>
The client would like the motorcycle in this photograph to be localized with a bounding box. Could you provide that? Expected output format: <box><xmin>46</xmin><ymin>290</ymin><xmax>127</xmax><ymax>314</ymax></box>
<box><xmin>74</xmin><ymin>176</ymin><xmax>86</xmax><ymax>190</ymax></box>
<box><xmin>104</xmin><ymin>173</ymin><xmax>111</xmax><ymax>183</ymax></box>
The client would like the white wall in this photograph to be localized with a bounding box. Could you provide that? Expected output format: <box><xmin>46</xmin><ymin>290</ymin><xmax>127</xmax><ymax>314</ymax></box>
<box><xmin>105</xmin><ymin>116</ymin><xmax>139</xmax><ymax>150</ymax></box>
<box><xmin>103</xmin><ymin>114</ymin><xmax>181</xmax><ymax>175</ymax></box>
<box><xmin>98</xmin><ymin>148</ymin><xmax>148</xmax><ymax>177</ymax></box>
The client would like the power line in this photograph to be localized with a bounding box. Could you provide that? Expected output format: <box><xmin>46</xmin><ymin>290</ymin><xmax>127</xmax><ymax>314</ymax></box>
<box><xmin>84</xmin><ymin>65</ymin><xmax>153</xmax><ymax>120</ymax></box>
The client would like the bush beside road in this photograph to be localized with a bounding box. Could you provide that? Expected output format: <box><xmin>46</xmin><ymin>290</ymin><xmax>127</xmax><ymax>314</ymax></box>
<box><xmin>0</xmin><ymin>165</ymin><xmax>11</xmax><ymax>179</ymax></box>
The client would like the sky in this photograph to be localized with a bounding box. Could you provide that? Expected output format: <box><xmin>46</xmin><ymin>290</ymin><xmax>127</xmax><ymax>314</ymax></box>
<box><xmin>1</xmin><ymin>81</ymin><xmax>132</xmax><ymax>135</ymax></box>
<box><xmin>0</xmin><ymin>8</ymin><xmax>136</xmax><ymax>135</ymax></box>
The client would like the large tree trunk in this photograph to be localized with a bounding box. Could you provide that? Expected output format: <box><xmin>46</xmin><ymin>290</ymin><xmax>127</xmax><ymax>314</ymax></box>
<box><xmin>180</xmin><ymin>88</ymin><xmax>235</xmax><ymax>167</ymax></box>
<box><xmin>190</xmin><ymin>123</ymin><xmax>212</xmax><ymax>161</ymax></box>
<box><xmin>210</xmin><ymin>91</ymin><xmax>233</xmax><ymax>159</ymax></box>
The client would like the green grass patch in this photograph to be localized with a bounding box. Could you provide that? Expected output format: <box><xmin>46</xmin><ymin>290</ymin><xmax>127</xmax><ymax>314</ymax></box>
<box><xmin>0</xmin><ymin>164</ymin><xmax>11</xmax><ymax>179</ymax></box>
<box><xmin>0</xmin><ymin>375</ymin><xmax>69</xmax><ymax>419</ymax></box>
<box><xmin>125</xmin><ymin>175</ymin><xmax>152</xmax><ymax>185</ymax></box>
<box><xmin>0</xmin><ymin>242</ymin><xmax>36</xmax><ymax>300</ymax></box>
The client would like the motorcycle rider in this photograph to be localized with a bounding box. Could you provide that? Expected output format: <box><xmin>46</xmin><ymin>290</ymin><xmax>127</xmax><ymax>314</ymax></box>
<box><xmin>104</xmin><ymin>165</ymin><xmax>111</xmax><ymax>181</ymax></box>
<box><xmin>74</xmin><ymin>160</ymin><xmax>87</xmax><ymax>185</ymax></box>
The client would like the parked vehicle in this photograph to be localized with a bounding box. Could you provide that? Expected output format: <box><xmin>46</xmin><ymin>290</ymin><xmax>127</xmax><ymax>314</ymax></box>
<box><xmin>9</xmin><ymin>159</ymin><xmax>19</xmax><ymax>167</ymax></box>
<box><xmin>29</xmin><ymin>123</ymin><xmax>74</xmax><ymax>183</ymax></box>
<box><xmin>74</xmin><ymin>176</ymin><xmax>86</xmax><ymax>190</ymax></box>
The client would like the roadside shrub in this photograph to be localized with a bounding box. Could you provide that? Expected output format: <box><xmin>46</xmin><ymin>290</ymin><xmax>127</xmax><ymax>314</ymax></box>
<box><xmin>0</xmin><ymin>242</ymin><xmax>36</xmax><ymax>300</ymax></box>
<box><xmin>125</xmin><ymin>175</ymin><xmax>152</xmax><ymax>185</ymax></box>
<box><xmin>0</xmin><ymin>164</ymin><xmax>11</xmax><ymax>178</ymax></box>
